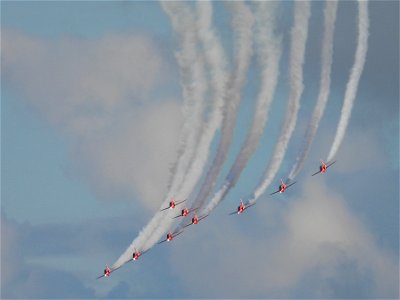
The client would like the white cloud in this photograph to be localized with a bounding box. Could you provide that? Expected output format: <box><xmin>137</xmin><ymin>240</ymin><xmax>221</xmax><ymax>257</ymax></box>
<box><xmin>332</xmin><ymin>127</ymin><xmax>386</xmax><ymax>173</ymax></box>
<box><xmin>265</xmin><ymin>178</ymin><xmax>397</xmax><ymax>296</ymax></box>
<box><xmin>3</xmin><ymin>30</ymin><xmax>182</xmax><ymax>209</ymax></box>
<box><xmin>1</xmin><ymin>214</ymin><xmax>97</xmax><ymax>298</ymax></box>
<box><xmin>70</xmin><ymin>101</ymin><xmax>182</xmax><ymax>210</ymax></box>
<box><xmin>1</xmin><ymin>215</ymin><xmax>23</xmax><ymax>290</ymax></box>
<box><xmin>168</xmin><ymin>178</ymin><xmax>398</xmax><ymax>298</ymax></box>
<box><xmin>3</xmin><ymin>30</ymin><xmax>165</xmax><ymax>132</ymax></box>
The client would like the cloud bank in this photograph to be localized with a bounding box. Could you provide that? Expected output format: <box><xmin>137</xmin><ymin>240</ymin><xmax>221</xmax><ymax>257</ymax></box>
<box><xmin>3</xmin><ymin>30</ymin><xmax>182</xmax><ymax>210</ymax></box>
<box><xmin>170</xmin><ymin>178</ymin><xmax>398</xmax><ymax>298</ymax></box>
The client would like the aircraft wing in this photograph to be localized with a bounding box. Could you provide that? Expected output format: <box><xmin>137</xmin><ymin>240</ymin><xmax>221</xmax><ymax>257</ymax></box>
<box><xmin>270</xmin><ymin>190</ymin><xmax>280</xmax><ymax>196</ymax></box>
<box><xmin>158</xmin><ymin>238</ymin><xmax>168</xmax><ymax>244</ymax></box>
<box><xmin>327</xmin><ymin>160</ymin><xmax>336</xmax><ymax>168</ymax></box>
<box><xmin>125</xmin><ymin>258</ymin><xmax>134</xmax><ymax>264</ymax></box>
<box><xmin>244</xmin><ymin>203</ymin><xmax>256</xmax><ymax>210</ymax></box>
<box><xmin>183</xmin><ymin>222</ymin><xmax>193</xmax><ymax>228</ymax></box>
<box><xmin>198</xmin><ymin>214</ymin><xmax>209</xmax><ymax>222</ymax></box>
<box><xmin>189</xmin><ymin>207</ymin><xmax>200</xmax><ymax>213</ymax></box>
<box><xmin>96</xmin><ymin>274</ymin><xmax>105</xmax><ymax>280</ymax></box>
<box><xmin>160</xmin><ymin>206</ymin><xmax>170</xmax><ymax>212</ymax></box>
<box><xmin>286</xmin><ymin>181</ymin><xmax>296</xmax><ymax>189</ymax></box>
<box><xmin>175</xmin><ymin>199</ymin><xmax>187</xmax><ymax>206</ymax></box>
<box><xmin>229</xmin><ymin>210</ymin><xmax>238</xmax><ymax>216</ymax></box>
<box><xmin>311</xmin><ymin>170</ymin><xmax>321</xmax><ymax>176</ymax></box>
<box><xmin>173</xmin><ymin>229</ymin><xmax>184</xmax><ymax>237</ymax></box>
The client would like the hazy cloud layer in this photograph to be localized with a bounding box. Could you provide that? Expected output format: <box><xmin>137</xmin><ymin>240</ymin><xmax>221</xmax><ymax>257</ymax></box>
<box><xmin>170</xmin><ymin>178</ymin><xmax>398</xmax><ymax>298</ymax></box>
<box><xmin>1</xmin><ymin>214</ymin><xmax>96</xmax><ymax>298</ymax></box>
<box><xmin>2</xmin><ymin>2</ymin><xmax>398</xmax><ymax>299</ymax></box>
<box><xmin>1</xmin><ymin>212</ymin><xmax>187</xmax><ymax>299</ymax></box>
<box><xmin>3</xmin><ymin>30</ymin><xmax>182</xmax><ymax>210</ymax></box>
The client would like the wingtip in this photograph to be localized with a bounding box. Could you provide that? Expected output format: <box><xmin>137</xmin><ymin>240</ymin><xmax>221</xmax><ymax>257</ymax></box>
<box><xmin>174</xmin><ymin>229</ymin><xmax>184</xmax><ymax>236</ymax></box>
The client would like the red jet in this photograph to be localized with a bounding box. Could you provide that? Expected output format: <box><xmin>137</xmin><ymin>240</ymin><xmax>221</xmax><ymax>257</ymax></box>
<box><xmin>270</xmin><ymin>179</ymin><xmax>296</xmax><ymax>195</ymax></box>
<box><xmin>96</xmin><ymin>264</ymin><xmax>123</xmax><ymax>279</ymax></box>
<box><xmin>132</xmin><ymin>249</ymin><xmax>141</xmax><ymax>260</ymax></box>
<box><xmin>132</xmin><ymin>248</ymin><xmax>149</xmax><ymax>261</ymax></box>
<box><xmin>229</xmin><ymin>199</ymin><xmax>255</xmax><ymax>215</ymax></box>
<box><xmin>183</xmin><ymin>214</ymin><xmax>208</xmax><ymax>228</ymax></box>
<box><xmin>172</xmin><ymin>207</ymin><xmax>199</xmax><ymax>219</ymax></box>
<box><xmin>96</xmin><ymin>265</ymin><xmax>112</xmax><ymax>279</ymax></box>
<box><xmin>158</xmin><ymin>230</ymin><xmax>184</xmax><ymax>244</ymax></box>
<box><xmin>161</xmin><ymin>198</ymin><xmax>186</xmax><ymax>211</ymax></box>
<box><xmin>312</xmin><ymin>160</ymin><xmax>336</xmax><ymax>176</ymax></box>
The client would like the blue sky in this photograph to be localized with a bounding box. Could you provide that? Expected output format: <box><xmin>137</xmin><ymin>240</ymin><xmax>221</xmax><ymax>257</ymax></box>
<box><xmin>1</xmin><ymin>1</ymin><xmax>399</xmax><ymax>298</ymax></box>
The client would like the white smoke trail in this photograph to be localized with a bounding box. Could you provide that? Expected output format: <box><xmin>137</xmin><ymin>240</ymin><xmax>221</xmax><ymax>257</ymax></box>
<box><xmin>185</xmin><ymin>1</ymin><xmax>254</xmax><ymax>216</ymax></box>
<box><xmin>203</xmin><ymin>2</ymin><xmax>282</xmax><ymax>215</ymax></box>
<box><xmin>142</xmin><ymin>0</ymin><xmax>230</xmax><ymax>249</ymax></box>
<box><xmin>163</xmin><ymin>2</ymin><xmax>208</xmax><ymax>197</ymax></box>
<box><xmin>288</xmin><ymin>0</ymin><xmax>338</xmax><ymax>180</ymax></box>
<box><xmin>327</xmin><ymin>0</ymin><xmax>369</xmax><ymax>162</ymax></box>
<box><xmin>249</xmin><ymin>1</ymin><xmax>311</xmax><ymax>204</ymax></box>
<box><xmin>111</xmin><ymin>2</ymin><xmax>208</xmax><ymax>269</ymax></box>
<box><xmin>173</xmin><ymin>0</ymin><xmax>228</xmax><ymax>197</ymax></box>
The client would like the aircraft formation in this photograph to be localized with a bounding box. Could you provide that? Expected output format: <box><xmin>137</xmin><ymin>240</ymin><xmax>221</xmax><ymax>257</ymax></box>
<box><xmin>97</xmin><ymin>0</ymin><xmax>369</xmax><ymax>279</ymax></box>
<box><xmin>97</xmin><ymin>160</ymin><xmax>335</xmax><ymax>279</ymax></box>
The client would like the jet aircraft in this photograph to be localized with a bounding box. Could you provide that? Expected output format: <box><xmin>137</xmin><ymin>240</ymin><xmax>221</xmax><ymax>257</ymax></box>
<box><xmin>183</xmin><ymin>214</ymin><xmax>208</xmax><ymax>228</ymax></box>
<box><xmin>270</xmin><ymin>179</ymin><xmax>296</xmax><ymax>195</ymax></box>
<box><xmin>158</xmin><ymin>230</ymin><xmax>184</xmax><ymax>244</ymax></box>
<box><xmin>229</xmin><ymin>199</ymin><xmax>255</xmax><ymax>215</ymax></box>
<box><xmin>172</xmin><ymin>207</ymin><xmax>199</xmax><ymax>219</ymax></box>
<box><xmin>160</xmin><ymin>198</ymin><xmax>186</xmax><ymax>211</ymax></box>
<box><xmin>312</xmin><ymin>160</ymin><xmax>336</xmax><ymax>176</ymax></box>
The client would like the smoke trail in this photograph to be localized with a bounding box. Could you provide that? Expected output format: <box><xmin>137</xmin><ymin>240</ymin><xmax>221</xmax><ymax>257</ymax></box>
<box><xmin>203</xmin><ymin>2</ymin><xmax>282</xmax><ymax>215</ymax></box>
<box><xmin>111</xmin><ymin>2</ymin><xmax>208</xmax><ymax>269</ymax></box>
<box><xmin>327</xmin><ymin>0</ymin><xmax>369</xmax><ymax>162</ymax></box>
<box><xmin>163</xmin><ymin>2</ymin><xmax>208</xmax><ymax>197</ymax></box>
<box><xmin>143</xmin><ymin>0</ymin><xmax>230</xmax><ymax>249</ymax></box>
<box><xmin>288</xmin><ymin>0</ymin><xmax>338</xmax><ymax>180</ymax></box>
<box><xmin>183</xmin><ymin>1</ymin><xmax>254</xmax><ymax>218</ymax></box>
<box><xmin>173</xmin><ymin>0</ymin><xmax>228</xmax><ymax>197</ymax></box>
<box><xmin>249</xmin><ymin>1</ymin><xmax>311</xmax><ymax>204</ymax></box>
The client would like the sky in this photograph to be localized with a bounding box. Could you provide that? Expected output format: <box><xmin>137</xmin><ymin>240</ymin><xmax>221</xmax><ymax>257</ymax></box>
<box><xmin>1</xmin><ymin>1</ymin><xmax>399</xmax><ymax>299</ymax></box>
